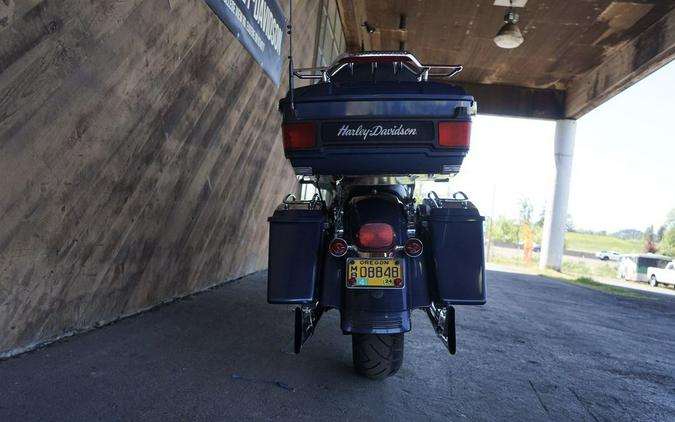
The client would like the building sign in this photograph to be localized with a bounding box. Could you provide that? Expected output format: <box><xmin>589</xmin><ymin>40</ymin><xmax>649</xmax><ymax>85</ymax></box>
<box><xmin>204</xmin><ymin>0</ymin><xmax>286</xmax><ymax>86</ymax></box>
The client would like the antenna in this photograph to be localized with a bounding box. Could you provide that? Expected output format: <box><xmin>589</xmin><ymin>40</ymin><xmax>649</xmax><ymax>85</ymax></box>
<box><xmin>287</xmin><ymin>0</ymin><xmax>295</xmax><ymax>110</ymax></box>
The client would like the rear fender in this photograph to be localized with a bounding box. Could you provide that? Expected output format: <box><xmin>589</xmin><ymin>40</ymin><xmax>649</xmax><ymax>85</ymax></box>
<box><xmin>323</xmin><ymin>191</ymin><xmax>429</xmax><ymax>333</ymax></box>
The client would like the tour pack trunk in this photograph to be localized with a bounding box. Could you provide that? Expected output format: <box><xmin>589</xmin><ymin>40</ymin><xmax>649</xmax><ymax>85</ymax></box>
<box><xmin>279</xmin><ymin>72</ymin><xmax>475</xmax><ymax>176</ymax></box>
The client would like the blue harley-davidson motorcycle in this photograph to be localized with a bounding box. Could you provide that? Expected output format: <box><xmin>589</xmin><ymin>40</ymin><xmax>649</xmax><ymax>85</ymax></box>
<box><xmin>268</xmin><ymin>52</ymin><xmax>485</xmax><ymax>379</ymax></box>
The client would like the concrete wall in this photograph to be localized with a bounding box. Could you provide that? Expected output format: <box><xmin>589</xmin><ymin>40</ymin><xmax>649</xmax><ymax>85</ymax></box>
<box><xmin>0</xmin><ymin>0</ymin><xmax>320</xmax><ymax>356</ymax></box>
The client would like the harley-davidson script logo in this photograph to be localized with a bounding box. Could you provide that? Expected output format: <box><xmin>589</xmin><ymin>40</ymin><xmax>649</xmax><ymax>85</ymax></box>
<box><xmin>337</xmin><ymin>124</ymin><xmax>418</xmax><ymax>140</ymax></box>
<box><xmin>321</xmin><ymin>121</ymin><xmax>434</xmax><ymax>143</ymax></box>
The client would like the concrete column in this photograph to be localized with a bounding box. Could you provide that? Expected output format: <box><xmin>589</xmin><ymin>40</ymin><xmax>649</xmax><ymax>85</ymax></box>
<box><xmin>540</xmin><ymin>119</ymin><xmax>576</xmax><ymax>271</ymax></box>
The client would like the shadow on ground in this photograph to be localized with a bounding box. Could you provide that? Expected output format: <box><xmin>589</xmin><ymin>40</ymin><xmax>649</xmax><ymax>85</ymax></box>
<box><xmin>1</xmin><ymin>270</ymin><xmax>674</xmax><ymax>421</ymax></box>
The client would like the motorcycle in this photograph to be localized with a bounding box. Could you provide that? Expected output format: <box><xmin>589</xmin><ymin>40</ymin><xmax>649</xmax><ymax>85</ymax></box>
<box><xmin>267</xmin><ymin>52</ymin><xmax>486</xmax><ymax>379</ymax></box>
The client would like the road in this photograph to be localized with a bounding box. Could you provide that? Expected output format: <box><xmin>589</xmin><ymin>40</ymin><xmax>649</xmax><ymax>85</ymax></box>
<box><xmin>1</xmin><ymin>270</ymin><xmax>674</xmax><ymax>421</ymax></box>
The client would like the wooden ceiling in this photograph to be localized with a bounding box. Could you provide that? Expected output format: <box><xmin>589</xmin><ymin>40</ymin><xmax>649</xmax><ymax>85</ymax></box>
<box><xmin>337</xmin><ymin>0</ymin><xmax>675</xmax><ymax>119</ymax></box>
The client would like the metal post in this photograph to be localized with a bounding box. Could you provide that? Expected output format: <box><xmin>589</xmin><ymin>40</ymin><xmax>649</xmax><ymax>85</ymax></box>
<box><xmin>540</xmin><ymin>119</ymin><xmax>576</xmax><ymax>271</ymax></box>
<box><xmin>287</xmin><ymin>0</ymin><xmax>294</xmax><ymax>110</ymax></box>
<box><xmin>486</xmin><ymin>184</ymin><xmax>496</xmax><ymax>263</ymax></box>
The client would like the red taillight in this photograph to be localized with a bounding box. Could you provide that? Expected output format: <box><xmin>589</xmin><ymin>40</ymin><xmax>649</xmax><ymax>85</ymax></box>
<box><xmin>329</xmin><ymin>238</ymin><xmax>349</xmax><ymax>257</ymax></box>
<box><xmin>404</xmin><ymin>238</ymin><xmax>424</xmax><ymax>257</ymax></box>
<box><xmin>438</xmin><ymin>121</ymin><xmax>471</xmax><ymax>148</ymax></box>
<box><xmin>358</xmin><ymin>223</ymin><xmax>395</xmax><ymax>249</ymax></box>
<box><xmin>282</xmin><ymin>122</ymin><xmax>316</xmax><ymax>149</ymax></box>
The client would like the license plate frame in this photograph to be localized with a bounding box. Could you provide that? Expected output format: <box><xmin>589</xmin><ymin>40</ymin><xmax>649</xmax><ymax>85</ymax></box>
<box><xmin>345</xmin><ymin>258</ymin><xmax>404</xmax><ymax>289</ymax></box>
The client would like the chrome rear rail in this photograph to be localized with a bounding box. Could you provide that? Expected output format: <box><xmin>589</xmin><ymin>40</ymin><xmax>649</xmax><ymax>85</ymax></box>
<box><xmin>293</xmin><ymin>51</ymin><xmax>462</xmax><ymax>83</ymax></box>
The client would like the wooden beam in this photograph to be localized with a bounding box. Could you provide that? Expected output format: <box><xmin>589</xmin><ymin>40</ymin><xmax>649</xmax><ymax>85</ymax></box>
<box><xmin>566</xmin><ymin>7</ymin><xmax>675</xmax><ymax>119</ymax></box>
<box><xmin>458</xmin><ymin>82</ymin><xmax>566</xmax><ymax>120</ymax></box>
<box><xmin>336</xmin><ymin>0</ymin><xmax>362</xmax><ymax>52</ymax></box>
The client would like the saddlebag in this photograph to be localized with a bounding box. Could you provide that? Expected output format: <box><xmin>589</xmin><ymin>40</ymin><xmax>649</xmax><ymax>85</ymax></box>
<box><xmin>267</xmin><ymin>203</ymin><xmax>326</xmax><ymax>304</ymax></box>
<box><xmin>422</xmin><ymin>196</ymin><xmax>486</xmax><ymax>305</ymax></box>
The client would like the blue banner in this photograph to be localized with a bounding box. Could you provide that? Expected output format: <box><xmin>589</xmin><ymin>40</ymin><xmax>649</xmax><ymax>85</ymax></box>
<box><xmin>204</xmin><ymin>0</ymin><xmax>287</xmax><ymax>86</ymax></box>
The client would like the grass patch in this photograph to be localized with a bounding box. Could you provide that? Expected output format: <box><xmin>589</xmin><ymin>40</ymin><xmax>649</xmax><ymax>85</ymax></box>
<box><xmin>488</xmin><ymin>253</ymin><xmax>539</xmax><ymax>270</ymax></box>
<box><xmin>565</xmin><ymin>232</ymin><xmax>642</xmax><ymax>254</ymax></box>
<box><xmin>538</xmin><ymin>272</ymin><xmax>647</xmax><ymax>299</ymax></box>
<box><xmin>561</xmin><ymin>260</ymin><xmax>618</xmax><ymax>279</ymax></box>
<box><xmin>488</xmin><ymin>250</ymin><xmax>648</xmax><ymax>298</ymax></box>
<box><xmin>490</xmin><ymin>250</ymin><xmax>619</xmax><ymax>280</ymax></box>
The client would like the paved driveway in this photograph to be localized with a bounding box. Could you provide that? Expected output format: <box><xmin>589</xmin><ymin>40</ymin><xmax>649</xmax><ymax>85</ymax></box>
<box><xmin>1</xmin><ymin>270</ymin><xmax>674</xmax><ymax>421</ymax></box>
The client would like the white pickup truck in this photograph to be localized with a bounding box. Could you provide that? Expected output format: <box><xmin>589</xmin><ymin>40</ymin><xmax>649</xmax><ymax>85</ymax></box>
<box><xmin>647</xmin><ymin>261</ymin><xmax>675</xmax><ymax>287</ymax></box>
<box><xmin>595</xmin><ymin>250</ymin><xmax>622</xmax><ymax>261</ymax></box>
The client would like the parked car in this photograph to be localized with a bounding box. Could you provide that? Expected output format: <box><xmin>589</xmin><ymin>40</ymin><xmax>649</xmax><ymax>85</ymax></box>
<box><xmin>517</xmin><ymin>241</ymin><xmax>540</xmax><ymax>252</ymax></box>
<box><xmin>595</xmin><ymin>250</ymin><xmax>621</xmax><ymax>261</ymax></box>
<box><xmin>647</xmin><ymin>261</ymin><xmax>675</xmax><ymax>287</ymax></box>
<box><xmin>619</xmin><ymin>254</ymin><xmax>672</xmax><ymax>283</ymax></box>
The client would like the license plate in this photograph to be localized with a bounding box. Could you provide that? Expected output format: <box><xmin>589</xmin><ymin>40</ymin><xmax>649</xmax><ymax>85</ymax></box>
<box><xmin>346</xmin><ymin>258</ymin><xmax>403</xmax><ymax>288</ymax></box>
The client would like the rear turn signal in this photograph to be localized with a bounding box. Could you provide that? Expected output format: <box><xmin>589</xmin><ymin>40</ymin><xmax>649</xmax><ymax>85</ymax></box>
<box><xmin>404</xmin><ymin>238</ymin><xmax>423</xmax><ymax>257</ymax></box>
<box><xmin>438</xmin><ymin>121</ymin><xmax>471</xmax><ymax>148</ymax></box>
<box><xmin>329</xmin><ymin>238</ymin><xmax>349</xmax><ymax>257</ymax></box>
<box><xmin>358</xmin><ymin>223</ymin><xmax>395</xmax><ymax>249</ymax></box>
<box><xmin>282</xmin><ymin>122</ymin><xmax>316</xmax><ymax>149</ymax></box>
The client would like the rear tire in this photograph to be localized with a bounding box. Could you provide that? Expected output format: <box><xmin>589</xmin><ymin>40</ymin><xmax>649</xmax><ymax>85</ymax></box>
<box><xmin>650</xmin><ymin>275</ymin><xmax>658</xmax><ymax>287</ymax></box>
<box><xmin>352</xmin><ymin>333</ymin><xmax>404</xmax><ymax>379</ymax></box>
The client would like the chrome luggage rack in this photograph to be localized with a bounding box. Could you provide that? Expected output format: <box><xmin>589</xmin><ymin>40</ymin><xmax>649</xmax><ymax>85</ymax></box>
<box><xmin>293</xmin><ymin>51</ymin><xmax>463</xmax><ymax>83</ymax></box>
<box><xmin>282</xmin><ymin>193</ymin><xmax>324</xmax><ymax>211</ymax></box>
<box><xmin>426</xmin><ymin>191</ymin><xmax>470</xmax><ymax>208</ymax></box>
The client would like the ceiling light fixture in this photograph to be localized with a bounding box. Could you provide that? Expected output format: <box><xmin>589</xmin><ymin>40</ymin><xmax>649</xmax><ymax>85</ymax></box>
<box><xmin>494</xmin><ymin>7</ymin><xmax>524</xmax><ymax>49</ymax></box>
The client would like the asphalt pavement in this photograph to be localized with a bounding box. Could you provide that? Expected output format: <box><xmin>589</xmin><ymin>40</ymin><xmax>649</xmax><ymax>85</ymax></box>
<box><xmin>1</xmin><ymin>270</ymin><xmax>674</xmax><ymax>421</ymax></box>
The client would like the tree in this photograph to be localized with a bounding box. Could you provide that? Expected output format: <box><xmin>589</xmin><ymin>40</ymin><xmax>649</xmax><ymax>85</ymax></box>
<box><xmin>661</xmin><ymin>227</ymin><xmax>675</xmax><ymax>257</ymax></box>
<box><xmin>644</xmin><ymin>225</ymin><xmax>654</xmax><ymax>242</ymax></box>
<box><xmin>656</xmin><ymin>225</ymin><xmax>666</xmax><ymax>243</ymax></box>
<box><xmin>665</xmin><ymin>208</ymin><xmax>675</xmax><ymax>229</ymax></box>
<box><xmin>518</xmin><ymin>198</ymin><xmax>533</xmax><ymax>226</ymax></box>
<box><xmin>491</xmin><ymin>217</ymin><xmax>520</xmax><ymax>244</ymax></box>
<box><xmin>566</xmin><ymin>213</ymin><xmax>575</xmax><ymax>232</ymax></box>
<box><xmin>535</xmin><ymin>208</ymin><xmax>545</xmax><ymax>228</ymax></box>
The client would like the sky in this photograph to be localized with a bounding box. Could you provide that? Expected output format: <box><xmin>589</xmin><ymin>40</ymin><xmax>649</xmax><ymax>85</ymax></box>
<box><xmin>428</xmin><ymin>60</ymin><xmax>675</xmax><ymax>234</ymax></box>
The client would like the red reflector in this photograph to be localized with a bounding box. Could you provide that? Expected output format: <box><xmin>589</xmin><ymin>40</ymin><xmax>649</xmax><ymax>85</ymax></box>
<box><xmin>329</xmin><ymin>238</ymin><xmax>349</xmax><ymax>257</ymax></box>
<box><xmin>358</xmin><ymin>223</ymin><xmax>395</xmax><ymax>249</ymax></box>
<box><xmin>282</xmin><ymin>123</ymin><xmax>316</xmax><ymax>149</ymax></box>
<box><xmin>404</xmin><ymin>238</ymin><xmax>424</xmax><ymax>257</ymax></box>
<box><xmin>438</xmin><ymin>121</ymin><xmax>471</xmax><ymax>148</ymax></box>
